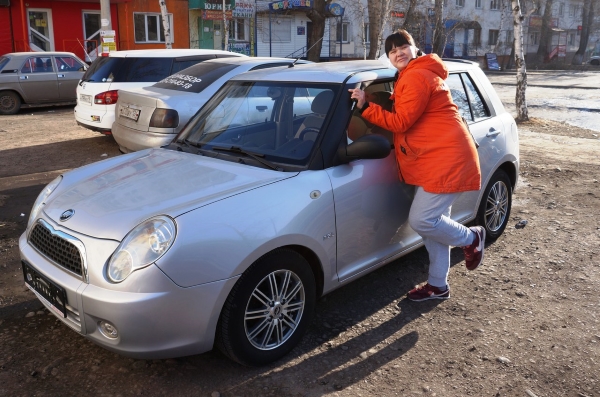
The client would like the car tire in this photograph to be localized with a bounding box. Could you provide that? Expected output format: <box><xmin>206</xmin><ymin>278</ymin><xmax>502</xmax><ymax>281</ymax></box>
<box><xmin>0</xmin><ymin>91</ymin><xmax>22</xmax><ymax>115</ymax></box>
<box><xmin>591</xmin><ymin>59</ymin><xmax>600</xmax><ymax>66</ymax></box>
<box><xmin>475</xmin><ymin>168</ymin><xmax>512</xmax><ymax>242</ymax></box>
<box><xmin>216</xmin><ymin>248</ymin><xmax>316</xmax><ymax>366</ymax></box>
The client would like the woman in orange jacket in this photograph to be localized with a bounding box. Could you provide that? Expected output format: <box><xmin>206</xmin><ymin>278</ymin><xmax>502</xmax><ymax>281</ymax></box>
<box><xmin>349</xmin><ymin>30</ymin><xmax>485</xmax><ymax>301</ymax></box>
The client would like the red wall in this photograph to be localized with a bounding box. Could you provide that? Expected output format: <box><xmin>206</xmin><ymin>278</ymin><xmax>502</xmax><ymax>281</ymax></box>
<box><xmin>0</xmin><ymin>7</ymin><xmax>13</xmax><ymax>55</ymax></box>
<box><xmin>3</xmin><ymin>0</ymin><xmax>119</xmax><ymax>59</ymax></box>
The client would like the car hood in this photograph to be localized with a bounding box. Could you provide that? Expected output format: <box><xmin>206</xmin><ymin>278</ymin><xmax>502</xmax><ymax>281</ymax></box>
<box><xmin>43</xmin><ymin>149</ymin><xmax>295</xmax><ymax>240</ymax></box>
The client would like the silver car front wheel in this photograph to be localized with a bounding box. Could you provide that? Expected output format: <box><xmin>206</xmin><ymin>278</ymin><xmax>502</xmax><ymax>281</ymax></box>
<box><xmin>216</xmin><ymin>248</ymin><xmax>316</xmax><ymax>366</ymax></box>
<box><xmin>476</xmin><ymin>168</ymin><xmax>512</xmax><ymax>241</ymax></box>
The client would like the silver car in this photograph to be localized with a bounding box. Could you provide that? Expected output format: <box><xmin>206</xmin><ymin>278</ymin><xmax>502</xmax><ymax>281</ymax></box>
<box><xmin>19</xmin><ymin>60</ymin><xmax>519</xmax><ymax>366</ymax></box>
<box><xmin>111</xmin><ymin>57</ymin><xmax>312</xmax><ymax>153</ymax></box>
<box><xmin>0</xmin><ymin>52</ymin><xmax>87</xmax><ymax>115</ymax></box>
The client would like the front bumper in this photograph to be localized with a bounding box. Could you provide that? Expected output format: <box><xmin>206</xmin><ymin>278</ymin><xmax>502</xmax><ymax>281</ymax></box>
<box><xmin>19</xmin><ymin>228</ymin><xmax>239</xmax><ymax>359</ymax></box>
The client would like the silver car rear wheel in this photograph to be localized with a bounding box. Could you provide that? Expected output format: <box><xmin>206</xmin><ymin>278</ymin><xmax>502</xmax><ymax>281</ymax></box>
<box><xmin>476</xmin><ymin>168</ymin><xmax>512</xmax><ymax>241</ymax></box>
<box><xmin>244</xmin><ymin>269</ymin><xmax>305</xmax><ymax>350</ymax></box>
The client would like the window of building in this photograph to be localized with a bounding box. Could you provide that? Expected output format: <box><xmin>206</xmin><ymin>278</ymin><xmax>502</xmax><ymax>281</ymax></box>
<box><xmin>475</xmin><ymin>0</ymin><xmax>482</xmax><ymax>9</ymax></box>
<box><xmin>363</xmin><ymin>23</ymin><xmax>370</xmax><ymax>43</ymax></box>
<box><xmin>336</xmin><ymin>22</ymin><xmax>350</xmax><ymax>43</ymax></box>
<box><xmin>456</xmin><ymin>0</ymin><xmax>465</xmax><ymax>7</ymax></box>
<box><xmin>530</xmin><ymin>32</ymin><xmax>540</xmax><ymax>45</ymax></box>
<box><xmin>134</xmin><ymin>13</ymin><xmax>173</xmax><ymax>43</ymax></box>
<box><xmin>505</xmin><ymin>30</ymin><xmax>513</xmax><ymax>45</ymax></box>
<box><xmin>488</xmin><ymin>29</ymin><xmax>499</xmax><ymax>46</ymax></box>
<box><xmin>568</xmin><ymin>33</ymin><xmax>575</xmax><ymax>45</ymax></box>
<box><xmin>558</xmin><ymin>2</ymin><xmax>564</xmax><ymax>16</ymax></box>
<box><xmin>229</xmin><ymin>18</ymin><xmax>248</xmax><ymax>41</ymax></box>
<box><xmin>569</xmin><ymin>4</ymin><xmax>576</xmax><ymax>16</ymax></box>
<box><xmin>490</xmin><ymin>0</ymin><xmax>500</xmax><ymax>10</ymax></box>
<box><xmin>262</xmin><ymin>16</ymin><xmax>292</xmax><ymax>43</ymax></box>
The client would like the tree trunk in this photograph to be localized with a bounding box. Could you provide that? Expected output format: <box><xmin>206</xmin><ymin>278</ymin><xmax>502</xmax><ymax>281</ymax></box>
<box><xmin>536</xmin><ymin>0</ymin><xmax>554</xmax><ymax>64</ymax></box>
<box><xmin>512</xmin><ymin>0</ymin><xmax>528</xmax><ymax>122</ymax></box>
<box><xmin>306</xmin><ymin>0</ymin><xmax>330</xmax><ymax>62</ymax></box>
<box><xmin>159</xmin><ymin>0</ymin><xmax>172</xmax><ymax>49</ymax></box>
<box><xmin>432</xmin><ymin>0</ymin><xmax>445</xmax><ymax>56</ymax></box>
<box><xmin>222</xmin><ymin>0</ymin><xmax>229</xmax><ymax>51</ymax></box>
<box><xmin>572</xmin><ymin>0</ymin><xmax>594</xmax><ymax>65</ymax></box>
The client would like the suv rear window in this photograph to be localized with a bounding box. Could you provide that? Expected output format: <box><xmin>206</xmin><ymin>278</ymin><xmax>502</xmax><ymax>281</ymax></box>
<box><xmin>82</xmin><ymin>57</ymin><xmax>173</xmax><ymax>83</ymax></box>
<box><xmin>152</xmin><ymin>62</ymin><xmax>238</xmax><ymax>93</ymax></box>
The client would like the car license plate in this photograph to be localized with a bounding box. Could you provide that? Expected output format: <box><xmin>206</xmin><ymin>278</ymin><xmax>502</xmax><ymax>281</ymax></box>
<box><xmin>119</xmin><ymin>105</ymin><xmax>141</xmax><ymax>122</ymax></box>
<box><xmin>79</xmin><ymin>94</ymin><xmax>92</xmax><ymax>105</ymax></box>
<box><xmin>22</xmin><ymin>261</ymin><xmax>67</xmax><ymax>318</ymax></box>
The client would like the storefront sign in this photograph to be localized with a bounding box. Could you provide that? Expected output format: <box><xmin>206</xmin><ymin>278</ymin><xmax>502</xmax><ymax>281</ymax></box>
<box><xmin>233</xmin><ymin>1</ymin><xmax>254</xmax><ymax>18</ymax></box>
<box><xmin>269</xmin><ymin>0</ymin><xmax>312</xmax><ymax>11</ymax></box>
<box><xmin>202</xmin><ymin>10</ymin><xmax>233</xmax><ymax>20</ymax></box>
<box><xmin>327</xmin><ymin>3</ymin><xmax>344</xmax><ymax>16</ymax></box>
<box><xmin>228</xmin><ymin>42</ymin><xmax>250</xmax><ymax>55</ymax></box>
<box><xmin>390</xmin><ymin>11</ymin><xmax>405</xmax><ymax>18</ymax></box>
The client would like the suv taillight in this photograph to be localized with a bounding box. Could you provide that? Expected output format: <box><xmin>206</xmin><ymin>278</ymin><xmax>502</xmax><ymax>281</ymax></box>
<box><xmin>94</xmin><ymin>90</ymin><xmax>119</xmax><ymax>105</ymax></box>
<box><xmin>149</xmin><ymin>108</ymin><xmax>179</xmax><ymax>129</ymax></box>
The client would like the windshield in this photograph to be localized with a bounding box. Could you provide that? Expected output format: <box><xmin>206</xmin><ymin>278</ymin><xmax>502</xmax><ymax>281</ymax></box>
<box><xmin>176</xmin><ymin>81</ymin><xmax>339</xmax><ymax>167</ymax></box>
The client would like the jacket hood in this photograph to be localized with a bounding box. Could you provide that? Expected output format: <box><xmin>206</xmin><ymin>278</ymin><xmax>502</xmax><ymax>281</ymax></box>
<box><xmin>402</xmin><ymin>53</ymin><xmax>448</xmax><ymax>80</ymax></box>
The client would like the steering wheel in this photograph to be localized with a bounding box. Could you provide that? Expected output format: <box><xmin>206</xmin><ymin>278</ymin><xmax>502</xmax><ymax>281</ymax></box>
<box><xmin>299</xmin><ymin>127</ymin><xmax>320</xmax><ymax>141</ymax></box>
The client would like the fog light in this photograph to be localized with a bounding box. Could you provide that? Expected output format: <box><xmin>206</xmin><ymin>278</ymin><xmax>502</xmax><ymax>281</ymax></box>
<box><xmin>98</xmin><ymin>321</ymin><xmax>119</xmax><ymax>339</ymax></box>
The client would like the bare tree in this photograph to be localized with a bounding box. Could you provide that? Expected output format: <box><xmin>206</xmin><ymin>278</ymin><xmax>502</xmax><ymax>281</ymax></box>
<box><xmin>368</xmin><ymin>0</ymin><xmax>394</xmax><ymax>59</ymax></box>
<box><xmin>402</xmin><ymin>0</ymin><xmax>427</xmax><ymax>46</ymax></box>
<box><xmin>572</xmin><ymin>0</ymin><xmax>596</xmax><ymax>65</ymax></box>
<box><xmin>535</xmin><ymin>0</ymin><xmax>554</xmax><ymax>64</ymax></box>
<box><xmin>511</xmin><ymin>0</ymin><xmax>529</xmax><ymax>121</ymax></box>
<box><xmin>432</xmin><ymin>0</ymin><xmax>445</xmax><ymax>56</ymax></box>
<box><xmin>306</xmin><ymin>0</ymin><xmax>331</xmax><ymax>62</ymax></box>
<box><xmin>343</xmin><ymin>0</ymin><xmax>369</xmax><ymax>59</ymax></box>
<box><xmin>159</xmin><ymin>0</ymin><xmax>172</xmax><ymax>49</ymax></box>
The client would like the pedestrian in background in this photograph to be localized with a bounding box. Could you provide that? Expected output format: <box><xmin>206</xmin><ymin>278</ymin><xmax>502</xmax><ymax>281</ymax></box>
<box><xmin>349</xmin><ymin>29</ymin><xmax>485</xmax><ymax>301</ymax></box>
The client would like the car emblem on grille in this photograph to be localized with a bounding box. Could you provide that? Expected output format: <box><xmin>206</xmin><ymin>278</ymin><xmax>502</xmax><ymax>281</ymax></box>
<box><xmin>60</xmin><ymin>209</ymin><xmax>75</xmax><ymax>222</ymax></box>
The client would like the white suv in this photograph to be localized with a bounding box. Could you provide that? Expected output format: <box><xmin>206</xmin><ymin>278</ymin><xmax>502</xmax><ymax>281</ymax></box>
<box><xmin>74</xmin><ymin>49</ymin><xmax>246</xmax><ymax>134</ymax></box>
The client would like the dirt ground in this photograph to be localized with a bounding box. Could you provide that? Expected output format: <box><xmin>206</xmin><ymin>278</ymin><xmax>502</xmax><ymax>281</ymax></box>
<box><xmin>0</xmin><ymin>104</ymin><xmax>599</xmax><ymax>397</ymax></box>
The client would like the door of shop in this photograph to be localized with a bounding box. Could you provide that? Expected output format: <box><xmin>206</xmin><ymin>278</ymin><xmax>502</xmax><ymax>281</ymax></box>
<box><xmin>199</xmin><ymin>18</ymin><xmax>214</xmax><ymax>49</ymax></box>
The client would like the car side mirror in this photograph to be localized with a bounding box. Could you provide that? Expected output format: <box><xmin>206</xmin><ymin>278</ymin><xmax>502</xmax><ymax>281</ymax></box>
<box><xmin>337</xmin><ymin>134</ymin><xmax>391</xmax><ymax>163</ymax></box>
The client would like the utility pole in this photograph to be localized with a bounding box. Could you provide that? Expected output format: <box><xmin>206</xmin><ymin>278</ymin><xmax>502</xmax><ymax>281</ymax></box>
<box><xmin>99</xmin><ymin>0</ymin><xmax>114</xmax><ymax>55</ymax></box>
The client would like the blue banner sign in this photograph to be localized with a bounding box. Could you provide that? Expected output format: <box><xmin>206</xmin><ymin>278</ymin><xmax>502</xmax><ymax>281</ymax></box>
<box><xmin>269</xmin><ymin>0</ymin><xmax>312</xmax><ymax>11</ymax></box>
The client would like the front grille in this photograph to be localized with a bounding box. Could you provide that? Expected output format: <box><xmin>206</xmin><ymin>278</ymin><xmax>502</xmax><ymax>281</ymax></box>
<box><xmin>29</xmin><ymin>223</ymin><xmax>83</xmax><ymax>277</ymax></box>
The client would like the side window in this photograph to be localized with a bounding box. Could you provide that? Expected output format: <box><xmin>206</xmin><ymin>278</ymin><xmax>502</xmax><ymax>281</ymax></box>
<box><xmin>461</xmin><ymin>74</ymin><xmax>490</xmax><ymax>120</ymax></box>
<box><xmin>446</xmin><ymin>73</ymin><xmax>472</xmax><ymax>121</ymax></box>
<box><xmin>55</xmin><ymin>56</ymin><xmax>84</xmax><ymax>72</ymax></box>
<box><xmin>21</xmin><ymin>57</ymin><xmax>53</xmax><ymax>73</ymax></box>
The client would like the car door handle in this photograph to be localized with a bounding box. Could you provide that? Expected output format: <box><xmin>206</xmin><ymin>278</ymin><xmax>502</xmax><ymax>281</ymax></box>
<box><xmin>486</xmin><ymin>128</ymin><xmax>501</xmax><ymax>138</ymax></box>
<box><xmin>58</xmin><ymin>74</ymin><xmax>65</xmax><ymax>78</ymax></box>
<box><xmin>256</xmin><ymin>106</ymin><xmax>267</xmax><ymax>112</ymax></box>
<box><xmin>20</xmin><ymin>76</ymin><xmax>28</xmax><ymax>80</ymax></box>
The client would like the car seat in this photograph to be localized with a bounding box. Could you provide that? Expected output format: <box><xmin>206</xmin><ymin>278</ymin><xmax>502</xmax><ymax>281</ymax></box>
<box><xmin>45</xmin><ymin>59</ymin><xmax>52</xmax><ymax>71</ymax></box>
<box><xmin>295</xmin><ymin>90</ymin><xmax>334</xmax><ymax>141</ymax></box>
<box><xmin>35</xmin><ymin>58</ymin><xmax>45</xmax><ymax>73</ymax></box>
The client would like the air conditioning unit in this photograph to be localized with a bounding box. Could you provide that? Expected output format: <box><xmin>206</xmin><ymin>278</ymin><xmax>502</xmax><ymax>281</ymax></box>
<box><xmin>0</xmin><ymin>0</ymin><xmax>10</xmax><ymax>6</ymax></box>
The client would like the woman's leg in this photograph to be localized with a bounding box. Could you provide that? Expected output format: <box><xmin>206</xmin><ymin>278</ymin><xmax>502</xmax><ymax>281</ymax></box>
<box><xmin>408</xmin><ymin>187</ymin><xmax>474</xmax><ymax>288</ymax></box>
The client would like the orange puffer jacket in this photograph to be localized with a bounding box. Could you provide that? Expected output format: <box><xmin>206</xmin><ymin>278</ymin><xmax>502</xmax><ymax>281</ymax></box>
<box><xmin>362</xmin><ymin>54</ymin><xmax>481</xmax><ymax>194</ymax></box>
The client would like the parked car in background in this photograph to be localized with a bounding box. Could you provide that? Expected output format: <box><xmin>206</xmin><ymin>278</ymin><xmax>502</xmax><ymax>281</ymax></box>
<box><xmin>0</xmin><ymin>52</ymin><xmax>87</xmax><ymax>115</ymax></box>
<box><xmin>112</xmin><ymin>57</ymin><xmax>312</xmax><ymax>153</ymax></box>
<box><xmin>20</xmin><ymin>60</ymin><xmax>518</xmax><ymax>366</ymax></box>
<box><xmin>590</xmin><ymin>55</ymin><xmax>599</xmax><ymax>65</ymax></box>
<box><xmin>74</xmin><ymin>49</ymin><xmax>246</xmax><ymax>134</ymax></box>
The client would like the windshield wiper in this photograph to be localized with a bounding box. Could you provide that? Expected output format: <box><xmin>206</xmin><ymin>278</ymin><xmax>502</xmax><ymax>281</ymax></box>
<box><xmin>212</xmin><ymin>145</ymin><xmax>283</xmax><ymax>171</ymax></box>
<box><xmin>182</xmin><ymin>139</ymin><xmax>203</xmax><ymax>148</ymax></box>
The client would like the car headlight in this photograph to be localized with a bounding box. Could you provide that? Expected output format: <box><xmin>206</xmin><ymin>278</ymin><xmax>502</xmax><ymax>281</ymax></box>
<box><xmin>107</xmin><ymin>216</ymin><xmax>176</xmax><ymax>283</ymax></box>
<box><xmin>28</xmin><ymin>176</ymin><xmax>62</xmax><ymax>229</ymax></box>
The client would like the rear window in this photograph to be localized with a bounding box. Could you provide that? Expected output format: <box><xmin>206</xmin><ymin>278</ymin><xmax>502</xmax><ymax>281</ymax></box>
<box><xmin>152</xmin><ymin>63</ymin><xmax>238</xmax><ymax>93</ymax></box>
<box><xmin>82</xmin><ymin>57</ymin><xmax>173</xmax><ymax>83</ymax></box>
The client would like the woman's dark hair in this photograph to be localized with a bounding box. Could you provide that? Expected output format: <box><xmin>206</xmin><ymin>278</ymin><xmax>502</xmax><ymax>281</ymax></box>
<box><xmin>385</xmin><ymin>29</ymin><xmax>417</xmax><ymax>56</ymax></box>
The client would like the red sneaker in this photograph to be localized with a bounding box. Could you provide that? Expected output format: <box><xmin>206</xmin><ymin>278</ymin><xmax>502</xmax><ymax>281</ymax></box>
<box><xmin>407</xmin><ymin>283</ymin><xmax>450</xmax><ymax>301</ymax></box>
<box><xmin>463</xmin><ymin>226</ymin><xmax>485</xmax><ymax>270</ymax></box>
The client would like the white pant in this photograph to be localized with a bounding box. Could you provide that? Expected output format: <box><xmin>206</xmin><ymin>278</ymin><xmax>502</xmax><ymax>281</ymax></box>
<box><xmin>408</xmin><ymin>186</ymin><xmax>475</xmax><ymax>288</ymax></box>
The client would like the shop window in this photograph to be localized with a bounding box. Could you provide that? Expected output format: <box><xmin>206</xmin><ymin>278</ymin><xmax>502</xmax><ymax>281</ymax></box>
<box><xmin>134</xmin><ymin>13</ymin><xmax>173</xmax><ymax>43</ymax></box>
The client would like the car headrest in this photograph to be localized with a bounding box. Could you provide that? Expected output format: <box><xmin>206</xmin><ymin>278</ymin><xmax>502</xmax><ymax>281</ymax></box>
<box><xmin>311</xmin><ymin>90</ymin><xmax>334</xmax><ymax>114</ymax></box>
<box><xmin>35</xmin><ymin>58</ymin><xmax>44</xmax><ymax>68</ymax></box>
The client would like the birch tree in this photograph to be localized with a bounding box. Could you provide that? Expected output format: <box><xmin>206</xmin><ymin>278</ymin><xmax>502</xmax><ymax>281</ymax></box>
<box><xmin>159</xmin><ymin>0</ymin><xmax>172</xmax><ymax>49</ymax></box>
<box><xmin>223</xmin><ymin>0</ymin><xmax>229</xmax><ymax>51</ymax></box>
<box><xmin>511</xmin><ymin>0</ymin><xmax>528</xmax><ymax>121</ymax></box>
